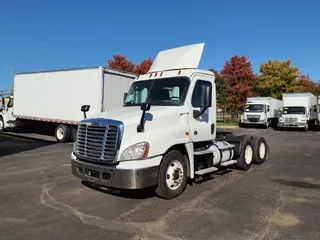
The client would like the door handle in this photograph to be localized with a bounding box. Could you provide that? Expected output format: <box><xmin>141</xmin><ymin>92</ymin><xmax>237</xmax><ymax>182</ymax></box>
<box><xmin>211</xmin><ymin>123</ymin><xmax>215</xmax><ymax>134</ymax></box>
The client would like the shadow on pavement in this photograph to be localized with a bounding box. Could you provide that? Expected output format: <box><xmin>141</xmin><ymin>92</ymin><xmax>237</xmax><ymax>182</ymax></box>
<box><xmin>0</xmin><ymin>132</ymin><xmax>57</xmax><ymax>157</ymax></box>
<box><xmin>81</xmin><ymin>180</ymin><xmax>156</xmax><ymax>199</ymax></box>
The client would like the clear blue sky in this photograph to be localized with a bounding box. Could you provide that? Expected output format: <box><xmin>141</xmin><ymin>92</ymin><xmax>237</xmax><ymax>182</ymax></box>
<box><xmin>0</xmin><ymin>0</ymin><xmax>319</xmax><ymax>90</ymax></box>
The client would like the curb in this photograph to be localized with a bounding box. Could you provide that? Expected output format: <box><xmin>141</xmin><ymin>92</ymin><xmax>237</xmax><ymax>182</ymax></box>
<box><xmin>217</xmin><ymin>126</ymin><xmax>239</xmax><ymax>129</ymax></box>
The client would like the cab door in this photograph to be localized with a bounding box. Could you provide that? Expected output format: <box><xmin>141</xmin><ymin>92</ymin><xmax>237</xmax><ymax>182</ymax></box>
<box><xmin>187</xmin><ymin>75</ymin><xmax>215</xmax><ymax>142</ymax></box>
<box><xmin>6</xmin><ymin>98</ymin><xmax>15</xmax><ymax>123</ymax></box>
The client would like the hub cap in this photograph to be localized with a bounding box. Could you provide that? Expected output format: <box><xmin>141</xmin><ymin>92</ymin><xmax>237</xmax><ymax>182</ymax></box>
<box><xmin>57</xmin><ymin>128</ymin><xmax>64</xmax><ymax>140</ymax></box>
<box><xmin>166</xmin><ymin>160</ymin><xmax>183</xmax><ymax>190</ymax></box>
<box><xmin>244</xmin><ymin>145</ymin><xmax>253</xmax><ymax>164</ymax></box>
<box><xmin>259</xmin><ymin>142</ymin><xmax>266</xmax><ymax>159</ymax></box>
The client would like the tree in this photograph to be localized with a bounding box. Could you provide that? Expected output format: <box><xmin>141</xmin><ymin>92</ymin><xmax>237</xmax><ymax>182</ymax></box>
<box><xmin>315</xmin><ymin>81</ymin><xmax>320</xmax><ymax>96</ymax></box>
<box><xmin>107</xmin><ymin>54</ymin><xmax>135</xmax><ymax>73</ymax></box>
<box><xmin>209</xmin><ymin>69</ymin><xmax>228</xmax><ymax>108</ymax></box>
<box><xmin>293</xmin><ymin>74</ymin><xmax>317</xmax><ymax>94</ymax></box>
<box><xmin>255</xmin><ymin>59</ymin><xmax>300</xmax><ymax>99</ymax></box>
<box><xmin>220</xmin><ymin>55</ymin><xmax>256</xmax><ymax>111</ymax></box>
<box><xmin>135</xmin><ymin>58</ymin><xmax>153</xmax><ymax>75</ymax></box>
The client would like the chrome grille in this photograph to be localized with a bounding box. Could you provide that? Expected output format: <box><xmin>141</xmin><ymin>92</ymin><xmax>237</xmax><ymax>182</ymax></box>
<box><xmin>247</xmin><ymin>115</ymin><xmax>260</xmax><ymax>123</ymax></box>
<box><xmin>284</xmin><ymin>117</ymin><xmax>297</xmax><ymax>124</ymax></box>
<box><xmin>75</xmin><ymin>121</ymin><xmax>120</xmax><ymax>163</ymax></box>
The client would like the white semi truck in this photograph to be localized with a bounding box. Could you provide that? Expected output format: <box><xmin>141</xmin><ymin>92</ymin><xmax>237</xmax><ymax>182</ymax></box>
<box><xmin>0</xmin><ymin>67</ymin><xmax>135</xmax><ymax>142</ymax></box>
<box><xmin>277</xmin><ymin>92</ymin><xmax>318</xmax><ymax>131</ymax></box>
<box><xmin>71</xmin><ymin>43</ymin><xmax>270</xmax><ymax>200</ymax></box>
<box><xmin>240</xmin><ymin>97</ymin><xmax>282</xmax><ymax>128</ymax></box>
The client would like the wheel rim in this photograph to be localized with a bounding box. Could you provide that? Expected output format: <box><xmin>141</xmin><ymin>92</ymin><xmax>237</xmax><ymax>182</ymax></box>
<box><xmin>244</xmin><ymin>145</ymin><xmax>253</xmax><ymax>164</ymax></box>
<box><xmin>259</xmin><ymin>142</ymin><xmax>266</xmax><ymax>159</ymax></box>
<box><xmin>166</xmin><ymin>160</ymin><xmax>183</xmax><ymax>190</ymax></box>
<box><xmin>0</xmin><ymin>120</ymin><xmax>3</xmax><ymax>130</ymax></box>
<box><xmin>57</xmin><ymin>128</ymin><xmax>64</xmax><ymax>140</ymax></box>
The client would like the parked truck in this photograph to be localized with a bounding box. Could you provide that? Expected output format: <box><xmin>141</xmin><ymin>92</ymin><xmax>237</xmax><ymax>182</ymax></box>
<box><xmin>71</xmin><ymin>43</ymin><xmax>270</xmax><ymax>200</ymax></box>
<box><xmin>240</xmin><ymin>97</ymin><xmax>282</xmax><ymax>128</ymax></box>
<box><xmin>0</xmin><ymin>67</ymin><xmax>136</xmax><ymax>142</ymax></box>
<box><xmin>277</xmin><ymin>92</ymin><xmax>318</xmax><ymax>131</ymax></box>
<box><xmin>317</xmin><ymin>96</ymin><xmax>320</xmax><ymax>126</ymax></box>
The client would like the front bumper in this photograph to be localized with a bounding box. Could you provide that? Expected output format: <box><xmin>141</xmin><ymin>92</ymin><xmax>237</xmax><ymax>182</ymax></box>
<box><xmin>241</xmin><ymin>120</ymin><xmax>267</xmax><ymax>125</ymax></box>
<box><xmin>71</xmin><ymin>152</ymin><xmax>160</xmax><ymax>189</ymax></box>
<box><xmin>277</xmin><ymin>122</ymin><xmax>307</xmax><ymax>128</ymax></box>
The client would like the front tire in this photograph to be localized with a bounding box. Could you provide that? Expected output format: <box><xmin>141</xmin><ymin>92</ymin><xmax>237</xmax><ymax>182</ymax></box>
<box><xmin>155</xmin><ymin>150</ymin><xmax>188</xmax><ymax>200</ymax></box>
<box><xmin>55</xmin><ymin>124</ymin><xmax>71</xmax><ymax>143</ymax></box>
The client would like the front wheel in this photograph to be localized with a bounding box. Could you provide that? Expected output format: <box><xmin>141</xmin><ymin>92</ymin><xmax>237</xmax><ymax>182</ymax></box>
<box><xmin>155</xmin><ymin>150</ymin><xmax>188</xmax><ymax>200</ymax></box>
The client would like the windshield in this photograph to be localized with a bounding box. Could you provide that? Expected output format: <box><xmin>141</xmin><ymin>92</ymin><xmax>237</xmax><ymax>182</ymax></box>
<box><xmin>283</xmin><ymin>106</ymin><xmax>305</xmax><ymax>115</ymax></box>
<box><xmin>245</xmin><ymin>104</ymin><xmax>264</xmax><ymax>112</ymax></box>
<box><xmin>124</xmin><ymin>77</ymin><xmax>190</xmax><ymax>106</ymax></box>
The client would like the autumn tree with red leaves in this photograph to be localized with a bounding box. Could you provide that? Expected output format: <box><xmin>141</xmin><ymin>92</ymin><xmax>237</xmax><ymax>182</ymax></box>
<box><xmin>135</xmin><ymin>58</ymin><xmax>153</xmax><ymax>75</ymax></box>
<box><xmin>293</xmin><ymin>74</ymin><xmax>318</xmax><ymax>95</ymax></box>
<box><xmin>220</xmin><ymin>55</ymin><xmax>256</xmax><ymax>111</ymax></box>
<box><xmin>107</xmin><ymin>54</ymin><xmax>135</xmax><ymax>73</ymax></box>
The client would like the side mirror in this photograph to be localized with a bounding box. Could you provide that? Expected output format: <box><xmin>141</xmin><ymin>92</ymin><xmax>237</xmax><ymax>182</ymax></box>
<box><xmin>193</xmin><ymin>85</ymin><xmax>212</xmax><ymax>118</ymax></box>
<box><xmin>141</xmin><ymin>102</ymin><xmax>151</xmax><ymax>111</ymax></box>
<box><xmin>201</xmin><ymin>85</ymin><xmax>212</xmax><ymax>108</ymax></box>
<box><xmin>123</xmin><ymin>92</ymin><xmax>128</xmax><ymax>104</ymax></box>
<box><xmin>81</xmin><ymin>105</ymin><xmax>90</xmax><ymax>119</ymax></box>
<box><xmin>137</xmin><ymin>103</ymin><xmax>151</xmax><ymax>133</ymax></box>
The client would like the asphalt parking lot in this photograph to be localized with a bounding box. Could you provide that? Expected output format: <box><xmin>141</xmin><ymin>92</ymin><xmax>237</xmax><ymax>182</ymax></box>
<box><xmin>1</xmin><ymin>128</ymin><xmax>320</xmax><ymax>240</ymax></box>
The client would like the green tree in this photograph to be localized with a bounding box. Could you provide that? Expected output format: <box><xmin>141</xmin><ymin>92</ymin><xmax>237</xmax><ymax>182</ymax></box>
<box><xmin>209</xmin><ymin>68</ymin><xmax>228</xmax><ymax>108</ymax></box>
<box><xmin>256</xmin><ymin>59</ymin><xmax>300</xmax><ymax>99</ymax></box>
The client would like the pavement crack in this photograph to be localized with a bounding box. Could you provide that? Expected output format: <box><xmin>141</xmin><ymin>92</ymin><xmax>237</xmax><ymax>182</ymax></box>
<box><xmin>40</xmin><ymin>170</ymin><xmax>249</xmax><ymax>240</ymax></box>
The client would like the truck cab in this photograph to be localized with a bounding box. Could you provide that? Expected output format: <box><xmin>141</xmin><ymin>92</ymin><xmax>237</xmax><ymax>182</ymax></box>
<box><xmin>277</xmin><ymin>93</ymin><xmax>317</xmax><ymax>131</ymax></box>
<box><xmin>0</xmin><ymin>96</ymin><xmax>15</xmax><ymax>131</ymax></box>
<box><xmin>241</xmin><ymin>101</ymin><xmax>269</xmax><ymax>127</ymax></box>
<box><xmin>71</xmin><ymin>43</ymin><xmax>269</xmax><ymax>199</ymax></box>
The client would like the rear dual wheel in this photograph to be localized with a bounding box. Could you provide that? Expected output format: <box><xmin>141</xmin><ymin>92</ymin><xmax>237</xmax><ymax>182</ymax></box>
<box><xmin>236</xmin><ymin>135</ymin><xmax>269</xmax><ymax>170</ymax></box>
<box><xmin>251</xmin><ymin>136</ymin><xmax>269</xmax><ymax>164</ymax></box>
<box><xmin>55</xmin><ymin>124</ymin><xmax>71</xmax><ymax>143</ymax></box>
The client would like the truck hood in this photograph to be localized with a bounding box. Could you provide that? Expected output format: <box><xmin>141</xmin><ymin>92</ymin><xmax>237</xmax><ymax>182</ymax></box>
<box><xmin>86</xmin><ymin>105</ymin><xmax>188</xmax><ymax>127</ymax></box>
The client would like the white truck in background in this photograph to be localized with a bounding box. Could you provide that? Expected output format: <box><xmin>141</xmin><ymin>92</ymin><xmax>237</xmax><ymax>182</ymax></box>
<box><xmin>317</xmin><ymin>96</ymin><xmax>320</xmax><ymax>126</ymax></box>
<box><xmin>278</xmin><ymin>92</ymin><xmax>317</xmax><ymax>131</ymax></box>
<box><xmin>0</xmin><ymin>67</ymin><xmax>135</xmax><ymax>142</ymax></box>
<box><xmin>71</xmin><ymin>43</ymin><xmax>270</xmax><ymax>200</ymax></box>
<box><xmin>240</xmin><ymin>97</ymin><xmax>282</xmax><ymax>128</ymax></box>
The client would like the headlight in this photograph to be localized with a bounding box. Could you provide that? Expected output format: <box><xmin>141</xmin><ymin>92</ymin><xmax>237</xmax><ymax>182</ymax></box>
<box><xmin>279</xmin><ymin>117</ymin><xmax>284</xmax><ymax>122</ymax></box>
<box><xmin>300</xmin><ymin>116</ymin><xmax>307</xmax><ymax>122</ymax></box>
<box><xmin>120</xmin><ymin>142</ymin><xmax>149</xmax><ymax>161</ymax></box>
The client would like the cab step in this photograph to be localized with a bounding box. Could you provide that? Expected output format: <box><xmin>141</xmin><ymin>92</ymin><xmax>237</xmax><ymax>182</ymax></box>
<box><xmin>219</xmin><ymin>160</ymin><xmax>237</xmax><ymax>167</ymax></box>
<box><xmin>195</xmin><ymin>167</ymin><xmax>218</xmax><ymax>176</ymax></box>
<box><xmin>194</xmin><ymin>149</ymin><xmax>213</xmax><ymax>155</ymax></box>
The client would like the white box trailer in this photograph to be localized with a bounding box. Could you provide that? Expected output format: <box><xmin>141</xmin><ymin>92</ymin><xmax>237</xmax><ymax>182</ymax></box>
<box><xmin>278</xmin><ymin>92</ymin><xmax>317</xmax><ymax>131</ymax></box>
<box><xmin>0</xmin><ymin>67</ymin><xmax>136</xmax><ymax>142</ymax></box>
<box><xmin>240</xmin><ymin>97</ymin><xmax>282</xmax><ymax>128</ymax></box>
